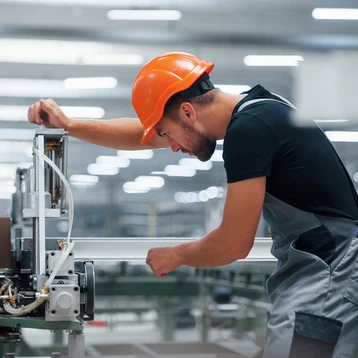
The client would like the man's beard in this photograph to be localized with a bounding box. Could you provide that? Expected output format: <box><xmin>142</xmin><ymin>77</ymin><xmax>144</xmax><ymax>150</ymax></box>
<box><xmin>182</xmin><ymin>125</ymin><xmax>216</xmax><ymax>162</ymax></box>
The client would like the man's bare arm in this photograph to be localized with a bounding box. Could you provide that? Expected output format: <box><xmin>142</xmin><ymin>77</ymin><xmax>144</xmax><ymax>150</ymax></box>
<box><xmin>27</xmin><ymin>98</ymin><xmax>169</xmax><ymax>150</ymax></box>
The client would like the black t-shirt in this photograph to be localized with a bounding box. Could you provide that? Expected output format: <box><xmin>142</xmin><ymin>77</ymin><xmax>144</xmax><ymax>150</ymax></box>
<box><xmin>223</xmin><ymin>84</ymin><xmax>358</xmax><ymax>220</ymax></box>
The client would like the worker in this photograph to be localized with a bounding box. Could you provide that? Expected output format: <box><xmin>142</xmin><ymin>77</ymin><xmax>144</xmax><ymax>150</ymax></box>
<box><xmin>28</xmin><ymin>52</ymin><xmax>358</xmax><ymax>358</ymax></box>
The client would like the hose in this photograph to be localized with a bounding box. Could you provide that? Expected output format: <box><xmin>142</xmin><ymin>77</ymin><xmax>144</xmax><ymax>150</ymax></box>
<box><xmin>33</xmin><ymin>148</ymin><xmax>74</xmax><ymax>245</ymax></box>
<box><xmin>2</xmin><ymin>145</ymin><xmax>76</xmax><ymax>316</ymax></box>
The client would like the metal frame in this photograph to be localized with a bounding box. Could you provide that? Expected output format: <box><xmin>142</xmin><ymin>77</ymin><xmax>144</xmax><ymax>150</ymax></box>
<box><xmin>71</xmin><ymin>237</ymin><xmax>274</xmax><ymax>262</ymax></box>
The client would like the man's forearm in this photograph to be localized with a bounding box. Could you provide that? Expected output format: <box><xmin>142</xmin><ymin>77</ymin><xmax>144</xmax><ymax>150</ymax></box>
<box><xmin>66</xmin><ymin>117</ymin><xmax>168</xmax><ymax>150</ymax></box>
<box><xmin>175</xmin><ymin>227</ymin><xmax>249</xmax><ymax>268</ymax></box>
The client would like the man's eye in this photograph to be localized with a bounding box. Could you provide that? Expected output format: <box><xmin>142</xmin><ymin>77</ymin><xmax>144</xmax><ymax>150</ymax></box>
<box><xmin>159</xmin><ymin>132</ymin><xmax>169</xmax><ymax>138</ymax></box>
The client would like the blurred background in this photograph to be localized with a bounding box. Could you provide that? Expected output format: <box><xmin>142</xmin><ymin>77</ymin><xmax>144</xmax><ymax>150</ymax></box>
<box><xmin>0</xmin><ymin>0</ymin><xmax>357</xmax><ymax>357</ymax></box>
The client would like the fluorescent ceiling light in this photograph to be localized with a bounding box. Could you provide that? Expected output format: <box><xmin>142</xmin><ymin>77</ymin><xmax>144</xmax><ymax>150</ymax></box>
<box><xmin>82</xmin><ymin>54</ymin><xmax>144</xmax><ymax>66</ymax></box>
<box><xmin>117</xmin><ymin>150</ymin><xmax>153</xmax><ymax>160</ymax></box>
<box><xmin>0</xmin><ymin>39</ymin><xmax>143</xmax><ymax>66</ymax></box>
<box><xmin>64</xmin><ymin>77</ymin><xmax>117</xmax><ymax>89</ymax></box>
<box><xmin>61</xmin><ymin>106</ymin><xmax>105</xmax><ymax>119</ymax></box>
<box><xmin>70</xmin><ymin>175</ymin><xmax>99</xmax><ymax>185</ymax></box>
<box><xmin>123</xmin><ymin>181</ymin><xmax>150</xmax><ymax>194</ymax></box>
<box><xmin>135</xmin><ymin>176</ymin><xmax>164</xmax><ymax>189</ymax></box>
<box><xmin>179</xmin><ymin>158</ymin><xmax>212</xmax><ymax>171</ymax></box>
<box><xmin>215</xmin><ymin>85</ymin><xmax>251</xmax><ymax>94</ymax></box>
<box><xmin>0</xmin><ymin>129</ymin><xmax>34</xmax><ymax>141</ymax></box>
<box><xmin>244</xmin><ymin>55</ymin><xmax>304</xmax><ymax>67</ymax></box>
<box><xmin>0</xmin><ymin>181</ymin><xmax>15</xmax><ymax>187</ymax></box>
<box><xmin>0</xmin><ymin>141</ymin><xmax>32</xmax><ymax>155</ymax></box>
<box><xmin>151</xmin><ymin>171</ymin><xmax>166</xmax><ymax>175</ymax></box>
<box><xmin>0</xmin><ymin>104</ymin><xmax>105</xmax><ymax>120</ymax></box>
<box><xmin>354</xmin><ymin>173</ymin><xmax>358</xmax><ymax>183</ymax></box>
<box><xmin>87</xmin><ymin>163</ymin><xmax>119</xmax><ymax>175</ymax></box>
<box><xmin>0</xmin><ymin>186</ymin><xmax>16</xmax><ymax>194</ymax></box>
<box><xmin>314</xmin><ymin>119</ymin><xmax>349</xmax><ymax>123</ymax></box>
<box><xmin>107</xmin><ymin>9</ymin><xmax>182</xmax><ymax>21</ymax></box>
<box><xmin>325</xmin><ymin>131</ymin><xmax>358</xmax><ymax>142</ymax></box>
<box><xmin>312</xmin><ymin>8</ymin><xmax>358</xmax><ymax>20</ymax></box>
<box><xmin>96</xmin><ymin>156</ymin><xmax>130</xmax><ymax>168</ymax></box>
<box><xmin>210</xmin><ymin>150</ymin><xmax>223</xmax><ymax>162</ymax></box>
<box><xmin>164</xmin><ymin>165</ymin><xmax>196</xmax><ymax>177</ymax></box>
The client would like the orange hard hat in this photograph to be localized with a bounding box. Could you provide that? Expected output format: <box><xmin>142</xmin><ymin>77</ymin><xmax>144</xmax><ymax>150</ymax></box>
<box><xmin>132</xmin><ymin>52</ymin><xmax>215</xmax><ymax>144</ymax></box>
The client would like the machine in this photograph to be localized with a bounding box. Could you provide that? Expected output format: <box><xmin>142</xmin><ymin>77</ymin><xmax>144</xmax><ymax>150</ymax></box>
<box><xmin>0</xmin><ymin>129</ymin><xmax>94</xmax><ymax>358</ymax></box>
<box><xmin>0</xmin><ymin>128</ymin><xmax>274</xmax><ymax>358</ymax></box>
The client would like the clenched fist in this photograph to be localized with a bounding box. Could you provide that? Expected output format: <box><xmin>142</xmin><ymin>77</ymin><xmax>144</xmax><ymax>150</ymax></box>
<box><xmin>28</xmin><ymin>99</ymin><xmax>70</xmax><ymax>129</ymax></box>
<box><xmin>146</xmin><ymin>246</ymin><xmax>183</xmax><ymax>278</ymax></box>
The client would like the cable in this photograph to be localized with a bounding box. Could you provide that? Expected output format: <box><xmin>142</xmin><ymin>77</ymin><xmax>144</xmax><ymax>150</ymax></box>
<box><xmin>32</xmin><ymin>147</ymin><xmax>76</xmax><ymax>290</ymax></box>
<box><xmin>1</xmin><ymin>145</ymin><xmax>76</xmax><ymax>316</ymax></box>
<box><xmin>33</xmin><ymin>147</ymin><xmax>74</xmax><ymax>245</ymax></box>
<box><xmin>3</xmin><ymin>298</ymin><xmax>46</xmax><ymax>317</ymax></box>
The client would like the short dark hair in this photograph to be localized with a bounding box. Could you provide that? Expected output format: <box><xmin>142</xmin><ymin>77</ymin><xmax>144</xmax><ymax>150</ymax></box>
<box><xmin>164</xmin><ymin>90</ymin><xmax>216</xmax><ymax>120</ymax></box>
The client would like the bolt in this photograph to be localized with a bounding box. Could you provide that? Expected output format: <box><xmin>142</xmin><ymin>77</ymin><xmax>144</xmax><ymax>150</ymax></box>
<box><xmin>52</xmin><ymin>287</ymin><xmax>56</xmax><ymax>291</ymax></box>
<box><xmin>68</xmin><ymin>270</ymin><xmax>73</xmax><ymax>274</ymax></box>
<box><xmin>69</xmin><ymin>252</ymin><xmax>73</xmax><ymax>257</ymax></box>
<box><xmin>74</xmin><ymin>287</ymin><xmax>79</xmax><ymax>292</ymax></box>
<box><xmin>74</xmin><ymin>310</ymin><xmax>78</xmax><ymax>315</ymax></box>
<box><xmin>51</xmin><ymin>252</ymin><xmax>55</xmax><ymax>256</ymax></box>
<box><xmin>51</xmin><ymin>310</ymin><xmax>56</xmax><ymax>314</ymax></box>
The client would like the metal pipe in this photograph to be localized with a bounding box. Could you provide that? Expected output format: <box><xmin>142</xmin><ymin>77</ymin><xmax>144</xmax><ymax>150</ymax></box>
<box><xmin>70</xmin><ymin>237</ymin><xmax>274</xmax><ymax>262</ymax></box>
<box><xmin>34</xmin><ymin>135</ymin><xmax>46</xmax><ymax>275</ymax></box>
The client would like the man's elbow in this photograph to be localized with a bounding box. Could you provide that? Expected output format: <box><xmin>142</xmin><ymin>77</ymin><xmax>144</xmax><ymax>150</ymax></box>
<box><xmin>230</xmin><ymin>237</ymin><xmax>254</xmax><ymax>260</ymax></box>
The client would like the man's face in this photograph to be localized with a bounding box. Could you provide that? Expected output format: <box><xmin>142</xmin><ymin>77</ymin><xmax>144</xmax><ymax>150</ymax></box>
<box><xmin>155</xmin><ymin>116</ymin><xmax>216</xmax><ymax>162</ymax></box>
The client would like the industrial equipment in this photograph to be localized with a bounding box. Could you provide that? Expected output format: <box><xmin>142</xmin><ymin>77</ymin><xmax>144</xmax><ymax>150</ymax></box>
<box><xmin>0</xmin><ymin>128</ymin><xmax>274</xmax><ymax>358</ymax></box>
<box><xmin>0</xmin><ymin>129</ymin><xmax>94</xmax><ymax>358</ymax></box>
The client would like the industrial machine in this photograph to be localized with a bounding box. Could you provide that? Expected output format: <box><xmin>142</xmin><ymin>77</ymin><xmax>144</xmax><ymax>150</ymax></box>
<box><xmin>0</xmin><ymin>129</ymin><xmax>94</xmax><ymax>358</ymax></box>
<box><xmin>0</xmin><ymin>128</ymin><xmax>274</xmax><ymax>358</ymax></box>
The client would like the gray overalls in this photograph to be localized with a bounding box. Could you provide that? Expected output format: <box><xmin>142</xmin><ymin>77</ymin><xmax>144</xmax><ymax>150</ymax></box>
<box><xmin>236</xmin><ymin>98</ymin><xmax>358</xmax><ymax>357</ymax></box>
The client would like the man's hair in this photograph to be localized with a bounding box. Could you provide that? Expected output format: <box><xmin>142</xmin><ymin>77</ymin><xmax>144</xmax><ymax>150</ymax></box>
<box><xmin>164</xmin><ymin>90</ymin><xmax>216</xmax><ymax>120</ymax></box>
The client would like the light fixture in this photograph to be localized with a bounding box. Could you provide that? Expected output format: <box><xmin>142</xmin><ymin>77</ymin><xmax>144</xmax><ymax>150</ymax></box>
<box><xmin>64</xmin><ymin>77</ymin><xmax>118</xmax><ymax>89</ymax></box>
<box><xmin>87</xmin><ymin>164</ymin><xmax>119</xmax><ymax>175</ymax></box>
<box><xmin>174</xmin><ymin>186</ymin><xmax>225</xmax><ymax>204</ymax></box>
<box><xmin>179</xmin><ymin>158</ymin><xmax>212</xmax><ymax>171</ymax></box>
<box><xmin>0</xmin><ymin>104</ymin><xmax>104</xmax><ymax>121</ymax></box>
<box><xmin>314</xmin><ymin>119</ymin><xmax>349</xmax><ymax>123</ymax></box>
<box><xmin>244</xmin><ymin>55</ymin><xmax>304</xmax><ymax>67</ymax></box>
<box><xmin>117</xmin><ymin>150</ymin><xmax>153</xmax><ymax>160</ymax></box>
<box><xmin>325</xmin><ymin>131</ymin><xmax>358</xmax><ymax>142</ymax></box>
<box><xmin>107</xmin><ymin>9</ymin><xmax>182</xmax><ymax>21</ymax></box>
<box><xmin>96</xmin><ymin>156</ymin><xmax>130</xmax><ymax>168</ymax></box>
<box><xmin>164</xmin><ymin>165</ymin><xmax>196</xmax><ymax>177</ymax></box>
<box><xmin>312</xmin><ymin>8</ymin><xmax>358</xmax><ymax>20</ymax></box>
<box><xmin>0</xmin><ymin>141</ymin><xmax>32</xmax><ymax>155</ymax></box>
<box><xmin>0</xmin><ymin>129</ymin><xmax>34</xmax><ymax>140</ymax></box>
<box><xmin>0</xmin><ymin>186</ymin><xmax>16</xmax><ymax>194</ymax></box>
<box><xmin>61</xmin><ymin>106</ymin><xmax>105</xmax><ymax>119</ymax></box>
<box><xmin>215</xmin><ymin>85</ymin><xmax>251</xmax><ymax>94</ymax></box>
<box><xmin>0</xmin><ymin>39</ymin><xmax>144</xmax><ymax>66</ymax></box>
<box><xmin>123</xmin><ymin>181</ymin><xmax>150</xmax><ymax>194</ymax></box>
<box><xmin>210</xmin><ymin>150</ymin><xmax>224</xmax><ymax>162</ymax></box>
<box><xmin>70</xmin><ymin>175</ymin><xmax>99</xmax><ymax>185</ymax></box>
<box><xmin>135</xmin><ymin>176</ymin><xmax>165</xmax><ymax>189</ymax></box>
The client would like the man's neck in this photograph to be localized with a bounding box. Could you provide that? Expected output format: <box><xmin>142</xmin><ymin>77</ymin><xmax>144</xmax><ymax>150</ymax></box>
<box><xmin>205</xmin><ymin>91</ymin><xmax>247</xmax><ymax>140</ymax></box>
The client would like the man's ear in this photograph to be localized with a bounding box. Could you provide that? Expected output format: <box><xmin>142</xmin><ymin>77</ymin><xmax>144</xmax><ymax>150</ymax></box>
<box><xmin>180</xmin><ymin>102</ymin><xmax>196</xmax><ymax>124</ymax></box>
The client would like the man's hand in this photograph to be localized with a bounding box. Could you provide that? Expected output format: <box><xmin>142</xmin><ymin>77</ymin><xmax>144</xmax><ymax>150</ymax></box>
<box><xmin>28</xmin><ymin>99</ymin><xmax>70</xmax><ymax>129</ymax></box>
<box><xmin>146</xmin><ymin>246</ymin><xmax>183</xmax><ymax>278</ymax></box>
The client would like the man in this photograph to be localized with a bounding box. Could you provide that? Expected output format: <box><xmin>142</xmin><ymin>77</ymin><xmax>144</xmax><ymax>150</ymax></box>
<box><xmin>28</xmin><ymin>52</ymin><xmax>358</xmax><ymax>358</ymax></box>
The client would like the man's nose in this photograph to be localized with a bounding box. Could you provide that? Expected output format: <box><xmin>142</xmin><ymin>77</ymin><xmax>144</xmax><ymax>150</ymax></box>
<box><xmin>167</xmin><ymin>137</ymin><xmax>180</xmax><ymax>152</ymax></box>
